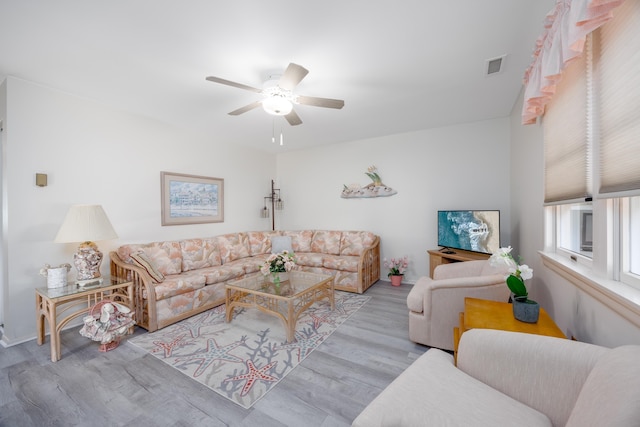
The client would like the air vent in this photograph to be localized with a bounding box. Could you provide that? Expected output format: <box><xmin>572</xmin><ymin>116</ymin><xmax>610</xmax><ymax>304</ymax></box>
<box><xmin>485</xmin><ymin>55</ymin><xmax>507</xmax><ymax>76</ymax></box>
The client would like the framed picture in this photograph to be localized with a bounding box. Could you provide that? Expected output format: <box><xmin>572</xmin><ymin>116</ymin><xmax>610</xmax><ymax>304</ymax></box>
<box><xmin>161</xmin><ymin>172</ymin><xmax>224</xmax><ymax>226</ymax></box>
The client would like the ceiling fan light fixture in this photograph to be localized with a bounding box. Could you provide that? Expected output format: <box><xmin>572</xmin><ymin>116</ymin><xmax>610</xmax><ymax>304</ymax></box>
<box><xmin>262</xmin><ymin>96</ymin><xmax>293</xmax><ymax>116</ymax></box>
<box><xmin>206</xmin><ymin>63</ymin><xmax>344</xmax><ymax>125</ymax></box>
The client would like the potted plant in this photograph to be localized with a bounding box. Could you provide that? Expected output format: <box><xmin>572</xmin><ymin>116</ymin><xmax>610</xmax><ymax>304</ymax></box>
<box><xmin>260</xmin><ymin>250</ymin><xmax>296</xmax><ymax>287</ymax></box>
<box><xmin>489</xmin><ymin>246</ymin><xmax>539</xmax><ymax>323</ymax></box>
<box><xmin>384</xmin><ymin>256</ymin><xmax>409</xmax><ymax>287</ymax></box>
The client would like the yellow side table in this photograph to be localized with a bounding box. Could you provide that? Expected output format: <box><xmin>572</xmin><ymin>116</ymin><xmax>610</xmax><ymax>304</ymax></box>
<box><xmin>454</xmin><ymin>297</ymin><xmax>566</xmax><ymax>362</ymax></box>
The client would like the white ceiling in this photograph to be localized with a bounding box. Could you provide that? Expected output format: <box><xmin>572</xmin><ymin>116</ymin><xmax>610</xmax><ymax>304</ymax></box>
<box><xmin>0</xmin><ymin>1</ymin><xmax>554</xmax><ymax>153</ymax></box>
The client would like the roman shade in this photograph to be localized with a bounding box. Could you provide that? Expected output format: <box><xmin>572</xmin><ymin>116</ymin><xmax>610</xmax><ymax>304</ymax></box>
<box><xmin>543</xmin><ymin>52</ymin><xmax>589</xmax><ymax>204</ymax></box>
<box><xmin>596</xmin><ymin>0</ymin><xmax>640</xmax><ymax>197</ymax></box>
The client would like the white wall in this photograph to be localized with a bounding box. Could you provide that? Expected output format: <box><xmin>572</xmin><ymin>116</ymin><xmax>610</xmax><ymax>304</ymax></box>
<box><xmin>1</xmin><ymin>77</ymin><xmax>277</xmax><ymax>345</ymax></box>
<box><xmin>0</xmin><ymin>79</ymin><xmax>6</xmax><ymax>331</ymax></box>
<box><xmin>509</xmin><ymin>89</ymin><xmax>640</xmax><ymax>346</ymax></box>
<box><xmin>277</xmin><ymin>118</ymin><xmax>513</xmax><ymax>282</ymax></box>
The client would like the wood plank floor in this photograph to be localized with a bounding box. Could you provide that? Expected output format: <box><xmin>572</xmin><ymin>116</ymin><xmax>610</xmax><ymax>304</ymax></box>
<box><xmin>0</xmin><ymin>281</ymin><xmax>430</xmax><ymax>427</ymax></box>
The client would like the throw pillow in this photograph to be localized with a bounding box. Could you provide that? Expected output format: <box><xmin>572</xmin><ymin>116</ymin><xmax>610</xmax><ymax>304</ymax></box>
<box><xmin>130</xmin><ymin>251</ymin><xmax>165</xmax><ymax>283</ymax></box>
<box><xmin>271</xmin><ymin>236</ymin><xmax>293</xmax><ymax>254</ymax></box>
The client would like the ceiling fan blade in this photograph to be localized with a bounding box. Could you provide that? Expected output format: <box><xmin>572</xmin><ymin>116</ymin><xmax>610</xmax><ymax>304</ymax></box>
<box><xmin>296</xmin><ymin>95</ymin><xmax>345</xmax><ymax>109</ymax></box>
<box><xmin>229</xmin><ymin>100</ymin><xmax>262</xmax><ymax>116</ymax></box>
<box><xmin>284</xmin><ymin>109</ymin><xmax>303</xmax><ymax>126</ymax></box>
<box><xmin>206</xmin><ymin>76</ymin><xmax>262</xmax><ymax>93</ymax></box>
<box><xmin>278</xmin><ymin>63</ymin><xmax>309</xmax><ymax>91</ymax></box>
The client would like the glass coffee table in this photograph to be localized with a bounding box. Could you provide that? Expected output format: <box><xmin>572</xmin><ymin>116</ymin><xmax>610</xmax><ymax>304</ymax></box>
<box><xmin>225</xmin><ymin>271</ymin><xmax>334</xmax><ymax>343</ymax></box>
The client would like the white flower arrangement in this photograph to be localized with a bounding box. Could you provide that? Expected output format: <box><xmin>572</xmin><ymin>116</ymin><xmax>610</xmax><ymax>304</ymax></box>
<box><xmin>489</xmin><ymin>246</ymin><xmax>533</xmax><ymax>300</ymax></box>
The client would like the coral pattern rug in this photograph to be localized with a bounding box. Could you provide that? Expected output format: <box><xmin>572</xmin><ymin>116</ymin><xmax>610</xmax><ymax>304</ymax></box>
<box><xmin>129</xmin><ymin>291</ymin><xmax>370</xmax><ymax>409</ymax></box>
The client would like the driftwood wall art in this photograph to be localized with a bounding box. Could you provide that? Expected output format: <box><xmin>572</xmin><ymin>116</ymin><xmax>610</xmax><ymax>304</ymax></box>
<box><xmin>341</xmin><ymin>166</ymin><xmax>397</xmax><ymax>199</ymax></box>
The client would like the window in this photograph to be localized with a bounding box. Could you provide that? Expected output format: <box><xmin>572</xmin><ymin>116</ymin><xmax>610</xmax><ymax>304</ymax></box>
<box><xmin>556</xmin><ymin>202</ymin><xmax>593</xmax><ymax>258</ymax></box>
<box><xmin>622</xmin><ymin>196</ymin><xmax>640</xmax><ymax>288</ymax></box>
<box><xmin>543</xmin><ymin>42</ymin><xmax>592</xmax><ymax>262</ymax></box>
<box><xmin>544</xmin><ymin>0</ymin><xmax>640</xmax><ymax>293</ymax></box>
<box><xmin>630</xmin><ymin>197</ymin><xmax>640</xmax><ymax>277</ymax></box>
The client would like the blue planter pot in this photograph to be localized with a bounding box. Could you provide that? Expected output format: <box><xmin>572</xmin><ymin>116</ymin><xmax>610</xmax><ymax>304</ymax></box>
<box><xmin>512</xmin><ymin>297</ymin><xmax>540</xmax><ymax>323</ymax></box>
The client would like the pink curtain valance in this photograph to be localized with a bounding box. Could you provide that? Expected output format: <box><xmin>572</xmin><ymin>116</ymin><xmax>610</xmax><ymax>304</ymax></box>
<box><xmin>521</xmin><ymin>0</ymin><xmax>625</xmax><ymax>125</ymax></box>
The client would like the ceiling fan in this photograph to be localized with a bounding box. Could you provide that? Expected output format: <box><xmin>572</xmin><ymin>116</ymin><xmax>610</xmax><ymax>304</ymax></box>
<box><xmin>206</xmin><ymin>63</ymin><xmax>344</xmax><ymax>126</ymax></box>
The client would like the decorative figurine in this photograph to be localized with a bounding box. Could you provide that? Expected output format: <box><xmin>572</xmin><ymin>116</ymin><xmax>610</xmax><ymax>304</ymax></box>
<box><xmin>79</xmin><ymin>300</ymin><xmax>135</xmax><ymax>351</ymax></box>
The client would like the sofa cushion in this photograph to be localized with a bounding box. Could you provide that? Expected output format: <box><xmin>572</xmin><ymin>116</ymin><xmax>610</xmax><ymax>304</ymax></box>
<box><xmin>566</xmin><ymin>345</ymin><xmax>640</xmax><ymax>427</ymax></box>
<box><xmin>180</xmin><ymin>238</ymin><xmax>222</xmax><ymax>272</ymax></box>
<box><xmin>199</xmin><ymin>264</ymin><xmax>246</xmax><ymax>285</ymax></box>
<box><xmin>119</xmin><ymin>241</ymin><xmax>182</xmax><ymax>276</ymax></box>
<box><xmin>311</xmin><ymin>230</ymin><xmax>342</xmax><ymax>255</ymax></box>
<box><xmin>216</xmin><ymin>233</ymin><xmax>251</xmax><ymax>264</ymax></box>
<box><xmin>339</xmin><ymin>231</ymin><xmax>376</xmax><ymax>256</ymax></box>
<box><xmin>283</xmin><ymin>230</ymin><xmax>313</xmax><ymax>253</ymax></box>
<box><xmin>322</xmin><ymin>254</ymin><xmax>359</xmax><ymax>272</ymax></box>
<box><xmin>152</xmin><ymin>271</ymin><xmax>206</xmax><ymax>301</ymax></box>
<box><xmin>230</xmin><ymin>255</ymin><xmax>270</xmax><ymax>275</ymax></box>
<box><xmin>116</xmin><ymin>244</ymin><xmax>138</xmax><ymax>264</ymax></box>
<box><xmin>247</xmin><ymin>231</ymin><xmax>279</xmax><ymax>256</ymax></box>
<box><xmin>294</xmin><ymin>252</ymin><xmax>324</xmax><ymax>268</ymax></box>
<box><xmin>352</xmin><ymin>349</ymin><xmax>551</xmax><ymax>427</ymax></box>
<box><xmin>130</xmin><ymin>251</ymin><xmax>165</xmax><ymax>283</ymax></box>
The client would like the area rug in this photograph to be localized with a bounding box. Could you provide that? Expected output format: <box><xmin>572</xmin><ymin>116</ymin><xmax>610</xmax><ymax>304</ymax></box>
<box><xmin>128</xmin><ymin>291</ymin><xmax>370</xmax><ymax>409</ymax></box>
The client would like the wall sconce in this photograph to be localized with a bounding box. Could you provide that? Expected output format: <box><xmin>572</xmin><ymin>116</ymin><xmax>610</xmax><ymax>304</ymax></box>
<box><xmin>262</xmin><ymin>179</ymin><xmax>284</xmax><ymax>230</ymax></box>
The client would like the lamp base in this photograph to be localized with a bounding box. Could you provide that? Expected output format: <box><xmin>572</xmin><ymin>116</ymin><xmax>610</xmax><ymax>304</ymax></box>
<box><xmin>74</xmin><ymin>241</ymin><xmax>103</xmax><ymax>283</ymax></box>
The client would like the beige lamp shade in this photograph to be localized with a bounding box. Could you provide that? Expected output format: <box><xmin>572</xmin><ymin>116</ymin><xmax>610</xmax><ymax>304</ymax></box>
<box><xmin>54</xmin><ymin>204</ymin><xmax>118</xmax><ymax>243</ymax></box>
<box><xmin>54</xmin><ymin>205</ymin><xmax>118</xmax><ymax>284</ymax></box>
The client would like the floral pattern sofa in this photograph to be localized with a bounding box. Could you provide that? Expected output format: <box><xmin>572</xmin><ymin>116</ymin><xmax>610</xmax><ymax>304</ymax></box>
<box><xmin>110</xmin><ymin>230</ymin><xmax>380</xmax><ymax>332</ymax></box>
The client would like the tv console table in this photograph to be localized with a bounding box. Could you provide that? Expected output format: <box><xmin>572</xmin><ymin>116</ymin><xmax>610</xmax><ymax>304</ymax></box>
<box><xmin>427</xmin><ymin>249</ymin><xmax>490</xmax><ymax>278</ymax></box>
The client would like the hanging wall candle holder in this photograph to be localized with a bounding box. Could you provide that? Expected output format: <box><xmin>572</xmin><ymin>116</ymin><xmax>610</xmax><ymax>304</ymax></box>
<box><xmin>261</xmin><ymin>179</ymin><xmax>284</xmax><ymax>230</ymax></box>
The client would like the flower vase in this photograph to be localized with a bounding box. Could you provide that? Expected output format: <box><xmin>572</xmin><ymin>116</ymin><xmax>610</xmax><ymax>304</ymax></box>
<box><xmin>269</xmin><ymin>271</ymin><xmax>289</xmax><ymax>286</ymax></box>
<box><xmin>512</xmin><ymin>297</ymin><xmax>540</xmax><ymax>323</ymax></box>
<box><xmin>390</xmin><ymin>275</ymin><xmax>403</xmax><ymax>287</ymax></box>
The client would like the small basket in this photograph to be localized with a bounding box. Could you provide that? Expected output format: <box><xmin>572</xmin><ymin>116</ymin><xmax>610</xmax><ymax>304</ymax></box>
<box><xmin>79</xmin><ymin>299</ymin><xmax>134</xmax><ymax>352</ymax></box>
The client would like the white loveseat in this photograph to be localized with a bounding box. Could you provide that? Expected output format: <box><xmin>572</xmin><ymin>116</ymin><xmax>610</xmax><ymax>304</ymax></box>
<box><xmin>353</xmin><ymin>329</ymin><xmax>640</xmax><ymax>426</ymax></box>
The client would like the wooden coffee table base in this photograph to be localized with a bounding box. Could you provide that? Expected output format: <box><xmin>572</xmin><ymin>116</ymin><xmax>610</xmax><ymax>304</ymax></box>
<box><xmin>225</xmin><ymin>272</ymin><xmax>334</xmax><ymax>343</ymax></box>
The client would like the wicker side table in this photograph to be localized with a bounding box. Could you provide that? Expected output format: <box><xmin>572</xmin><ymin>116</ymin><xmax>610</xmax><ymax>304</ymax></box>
<box><xmin>35</xmin><ymin>278</ymin><xmax>134</xmax><ymax>362</ymax></box>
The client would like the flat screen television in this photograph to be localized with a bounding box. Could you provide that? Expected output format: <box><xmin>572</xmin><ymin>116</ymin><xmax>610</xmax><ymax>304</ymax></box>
<box><xmin>437</xmin><ymin>210</ymin><xmax>500</xmax><ymax>255</ymax></box>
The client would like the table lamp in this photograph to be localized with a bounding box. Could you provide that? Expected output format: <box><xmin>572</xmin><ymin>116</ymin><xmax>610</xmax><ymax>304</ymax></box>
<box><xmin>54</xmin><ymin>204</ymin><xmax>118</xmax><ymax>286</ymax></box>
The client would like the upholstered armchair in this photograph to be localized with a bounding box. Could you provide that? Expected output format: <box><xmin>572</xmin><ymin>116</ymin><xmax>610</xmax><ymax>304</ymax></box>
<box><xmin>407</xmin><ymin>260</ymin><xmax>509</xmax><ymax>350</ymax></box>
<box><xmin>353</xmin><ymin>329</ymin><xmax>640</xmax><ymax>427</ymax></box>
